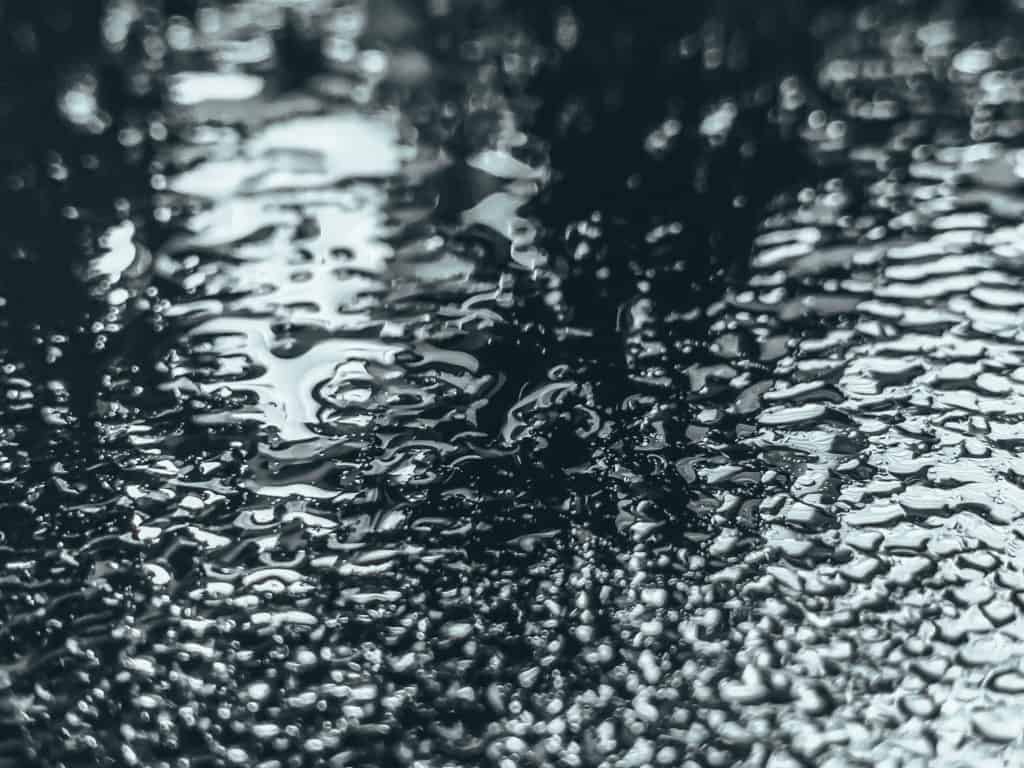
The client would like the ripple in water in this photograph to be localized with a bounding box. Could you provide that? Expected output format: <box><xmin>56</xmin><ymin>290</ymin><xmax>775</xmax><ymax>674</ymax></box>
<box><xmin>9</xmin><ymin>1</ymin><xmax>1024</xmax><ymax>767</ymax></box>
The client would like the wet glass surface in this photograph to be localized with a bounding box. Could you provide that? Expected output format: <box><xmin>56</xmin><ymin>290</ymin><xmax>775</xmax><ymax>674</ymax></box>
<box><xmin>6</xmin><ymin>1</ymin><xmax>1024</xmax><ymax>766</ymax></box>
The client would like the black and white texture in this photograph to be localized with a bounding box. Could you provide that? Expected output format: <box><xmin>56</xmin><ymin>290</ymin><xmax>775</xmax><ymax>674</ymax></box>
<box><xmin>2</xmin><ymin>1</ymin><xmax>1024</xmax><ymax>766</ymax></box>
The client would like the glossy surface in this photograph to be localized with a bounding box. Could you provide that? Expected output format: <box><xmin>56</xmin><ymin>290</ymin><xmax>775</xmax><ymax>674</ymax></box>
<box><xmin>5</xmin><ymin>2</ymin><xmax>1024</xmax><ymax>766</ymax></box>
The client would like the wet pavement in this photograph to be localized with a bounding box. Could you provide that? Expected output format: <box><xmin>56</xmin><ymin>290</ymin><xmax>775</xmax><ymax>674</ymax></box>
<box><xmin>5</xmin><ymin>1</ymin><xmax>1024</xmax><ymax>766</ymax></box>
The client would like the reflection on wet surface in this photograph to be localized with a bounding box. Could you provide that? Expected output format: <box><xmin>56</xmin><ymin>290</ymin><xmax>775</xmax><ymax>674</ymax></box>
<box><xmin>8</xmin><ymin>1</ymin><xmax>1024</xmax><ymax>766</ymax></box>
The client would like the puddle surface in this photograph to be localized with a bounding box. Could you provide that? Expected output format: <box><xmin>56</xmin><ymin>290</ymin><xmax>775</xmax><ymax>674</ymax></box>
<box><xmin>5</xmin><ymin>2</ymin><xmax>1024</xmax><ymax>766</ymax></box>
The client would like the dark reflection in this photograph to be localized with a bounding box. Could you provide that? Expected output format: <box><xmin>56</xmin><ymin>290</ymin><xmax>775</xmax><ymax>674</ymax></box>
<box><xmin>1</xmin><ymin>2</ymin><xmax>841</xmax><ymax>764</ymax></box>
<box><xmin>485</xmin><ymin>2</ymin><xmax>834</xmax><ymax>534</ymax></box>
<box><xmin>7</xmin><ymin>1</ymin><xmax>1024</xmax><ymax>766</ymax></box>
<box><xmin>0</xmin><ymin>3</ymin><xmax>168</xmax><ymax>759</ymax></box>
<box><xmin>0</xmin><ymin>1</ymin><xmax>161</xmax><ymax>450</ymax></box>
